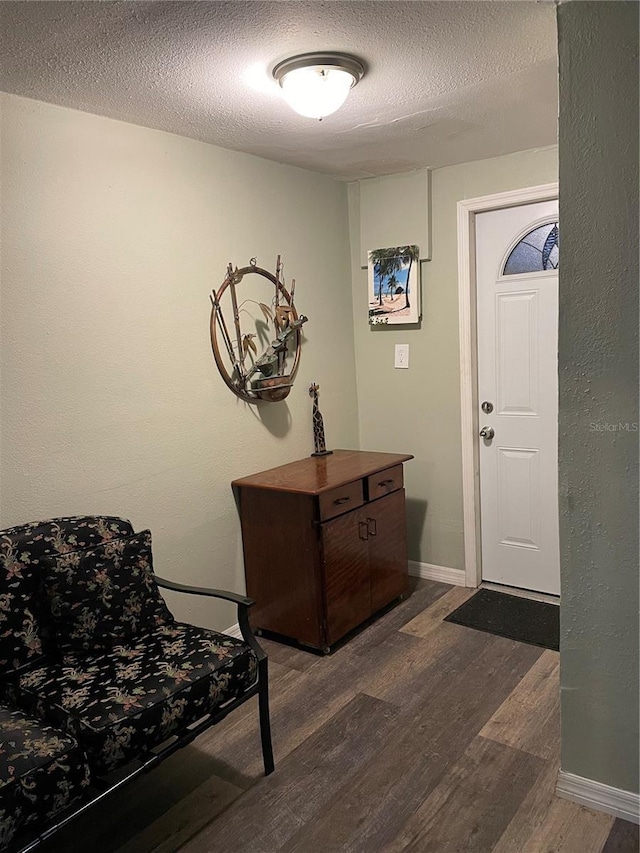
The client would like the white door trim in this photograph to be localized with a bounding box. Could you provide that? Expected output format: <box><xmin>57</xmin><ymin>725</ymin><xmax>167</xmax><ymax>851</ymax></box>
<box><xmin>456</xmin><ymin>182</ymin><xmax>559</xmax><ymax>588</ymax></box>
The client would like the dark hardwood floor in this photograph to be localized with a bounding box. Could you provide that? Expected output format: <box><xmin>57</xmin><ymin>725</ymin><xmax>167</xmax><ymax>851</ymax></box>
<box><xmin>40</xmin><ymin>580</ymin><xmax>638</xmax><ymax>852</ymax></box>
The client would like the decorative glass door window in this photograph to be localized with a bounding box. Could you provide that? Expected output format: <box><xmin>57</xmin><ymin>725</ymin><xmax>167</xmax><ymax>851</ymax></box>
<box><xmin>503</xmin><ymin>222</ymin><xmax>559</xmax><ymax>275</ymax></box>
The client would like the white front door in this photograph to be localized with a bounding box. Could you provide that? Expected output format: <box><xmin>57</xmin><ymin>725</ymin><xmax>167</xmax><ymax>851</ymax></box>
<box><xmin>475</xmin><ymin>201</ymin><xmax>560</xmax><ymax>596</ymax></box>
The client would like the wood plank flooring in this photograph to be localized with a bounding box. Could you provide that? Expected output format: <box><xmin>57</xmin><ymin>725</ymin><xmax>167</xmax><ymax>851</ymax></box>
<box><xmin>39</xmin><ymin>580</ymin><xmax>637</xmax><ymax>853</ymax></box>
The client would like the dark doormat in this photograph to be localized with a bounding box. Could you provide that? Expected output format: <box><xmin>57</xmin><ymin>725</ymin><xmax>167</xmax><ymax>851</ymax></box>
<box><xmin>444</xmin><ymin>588</ymin><xmax>559</xmax><ymax>651</ymax></box>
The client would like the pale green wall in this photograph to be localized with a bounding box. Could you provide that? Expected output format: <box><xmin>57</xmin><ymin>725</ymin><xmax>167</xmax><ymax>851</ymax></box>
<box><xmin>0</xmin><ymin>94</ymin><xmax>560</xmax><ymax>626</ymax></box>
<box><xmin>557</xmin><ymin>2</ymin><xmax>639</xmax><ymax>794</ymax></box>
<box><xmin>0</xmin><ymin>94</ymin><xmax>358</xmax><ymax>631</ymax></box>
<box><xmin>349</xmin><ymin>146</ymin><xmax>558</xmax><ymax>570</ymax></box>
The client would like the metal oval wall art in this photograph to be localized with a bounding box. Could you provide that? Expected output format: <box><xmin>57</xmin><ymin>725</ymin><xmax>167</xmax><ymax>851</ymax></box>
<box><xmin>210</xmin><ymin>256</ymin><xmax>308</xmax><ymax>403</ymax></box>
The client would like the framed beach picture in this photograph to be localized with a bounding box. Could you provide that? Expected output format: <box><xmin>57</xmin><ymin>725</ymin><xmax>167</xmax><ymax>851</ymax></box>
<box><xmin>368</xmin><ymin>245</ymin><xmax>420</xmax><ymax>325</ymax></box>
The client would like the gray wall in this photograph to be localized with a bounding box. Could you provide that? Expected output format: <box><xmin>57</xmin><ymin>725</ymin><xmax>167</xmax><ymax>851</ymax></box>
<box><xmin>558</xmin><ymin>2</ymin><xmax>639</xmax><ymax>793</ymax></box>
<box><xmin>0</xmin><ymin>94</ymin><xmax>359</xmax><ymax>631</ymax></box>
<box><xmin>348</xmin><ymin>147</ymin><xmax>558</xmax><ymax>571</ymax></box>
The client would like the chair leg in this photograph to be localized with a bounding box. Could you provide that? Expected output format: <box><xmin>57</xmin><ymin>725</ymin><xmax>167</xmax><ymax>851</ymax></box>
<box><xmin>258</xmin><ymin>657</ymin><xmax>275</xmax><ymax>775</ymax></box>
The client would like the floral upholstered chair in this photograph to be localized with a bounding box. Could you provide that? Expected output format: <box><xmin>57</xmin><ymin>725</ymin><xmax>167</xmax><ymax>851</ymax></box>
<box><xmin>0</xmin><ymin>703</ymin><xmax>91</xmax><ymax>849</ymax></box>
<box><xmin>0</xmin><ymin>515</ymin><xmax>273</xmax><ymax>851</ymax></box>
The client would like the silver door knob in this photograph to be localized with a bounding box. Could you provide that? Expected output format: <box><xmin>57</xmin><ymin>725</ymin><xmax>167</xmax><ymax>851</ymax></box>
<box><xmin>479</xmin><ymin>426</ymin><xmax>495</xmax><ymax>440</ymax></box>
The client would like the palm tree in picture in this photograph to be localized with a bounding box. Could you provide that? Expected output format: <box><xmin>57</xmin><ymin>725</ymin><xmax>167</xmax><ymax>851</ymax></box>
<box><xmin>398</xmin><ymin>245</ymin><xmax>419</xmax><ymax>310</ymax></box>
<box><xmin>369</xmin><ymin>248</ymin><xmax>402</xmax><ymax>307</ymax></box>
<box><xmin>386</xmin><ymin>273</ymin><xmax>399</xmax><ymax>301</ymax></box>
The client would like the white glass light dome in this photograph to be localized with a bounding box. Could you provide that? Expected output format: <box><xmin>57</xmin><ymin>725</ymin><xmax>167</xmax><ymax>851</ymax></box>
<box><xmin>273</xmin><ymin>53</ymin><xmax>365</xmax><ymax>120</ymax></box>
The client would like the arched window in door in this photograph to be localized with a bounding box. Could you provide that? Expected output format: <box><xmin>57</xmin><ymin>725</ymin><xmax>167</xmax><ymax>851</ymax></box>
<box><xmin>503</xmin><ymin>222</ymin><xmax>558</xmax><ymax>275</ymax></box>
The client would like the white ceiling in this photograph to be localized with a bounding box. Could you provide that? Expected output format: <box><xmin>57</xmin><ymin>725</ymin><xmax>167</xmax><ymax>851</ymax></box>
<box><xmin>0</xmin><ymin>1</ymin><xmax>558</xmax><ymax>181</ymax></box>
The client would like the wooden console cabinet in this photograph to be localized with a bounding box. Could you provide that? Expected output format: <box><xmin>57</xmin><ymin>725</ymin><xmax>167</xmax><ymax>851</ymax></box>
<box><xmin>232</xmin><ymin>450</ymin><xmax>413</xmax><ymax>652</ymax></box>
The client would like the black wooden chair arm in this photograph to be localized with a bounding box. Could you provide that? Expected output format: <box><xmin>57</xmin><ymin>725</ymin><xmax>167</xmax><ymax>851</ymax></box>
<box><xmin>153</xmin><ymin>575</ymin><xmax>265</xmax><ymax>661</ymax></box>
<box><xmin>154</xmin><ymin>575</ymin><xmax>254</xmax><ymax>607</ymax></box>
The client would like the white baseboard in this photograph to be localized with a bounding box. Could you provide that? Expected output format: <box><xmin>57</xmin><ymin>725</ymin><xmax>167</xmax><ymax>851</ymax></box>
<box><xmin>223</xmin><ymin>622</ymin><xmax>243</xmax><ymax>639</ymax></box>
<box><xmin>556</xmin><ymin>770</ymin><xmax>640</xmax><ymax>824</ymax></box>
<box><xmin>408</xmin><ymin>561</ymin><xmax>466</xmax><ymax>587</ymax></box>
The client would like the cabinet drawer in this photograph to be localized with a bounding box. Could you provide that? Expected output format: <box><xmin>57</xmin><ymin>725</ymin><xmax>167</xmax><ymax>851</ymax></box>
<box><xmin>318</xmin><ymin>480</ymin><xmax>364</xmax><ymax>521</ymax></box>
<box><xmin>367</xmin><ymin>465</ymin><xmax>404</xmax><ymax>500</ymax></box>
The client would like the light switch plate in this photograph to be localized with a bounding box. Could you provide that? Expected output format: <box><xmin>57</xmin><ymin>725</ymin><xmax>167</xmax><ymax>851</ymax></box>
<box><xmin>394</xmin><ymin>344</ymin><xmax>409</xmax><ymax>369</ymax></box>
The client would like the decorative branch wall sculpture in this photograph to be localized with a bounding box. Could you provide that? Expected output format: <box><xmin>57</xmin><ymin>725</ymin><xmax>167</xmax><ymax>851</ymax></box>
<box><xmin>210</xmin><ymin>257</ymin><xmax>308</xmax><ymax>403</ymax></box>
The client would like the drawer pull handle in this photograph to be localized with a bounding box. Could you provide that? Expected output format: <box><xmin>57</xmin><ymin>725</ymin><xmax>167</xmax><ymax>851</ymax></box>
<box><xmin>358</xmin><ymin>521</ymin><xmax>369</xmax><ymax>541</ymax></box>
<box><xmin>378</xmin><ymin>478</ymin><xmax>394</xmax><ymax>487</ymax></box>
<box><xmin>334</xmin><ymin>496</ymin><xmax>351</xmax><ymax>506</ymax></box>
<box><xmin>367</xmin><ymin>518</ymin><xmax>377</xmax><ymax>536</ymax></box>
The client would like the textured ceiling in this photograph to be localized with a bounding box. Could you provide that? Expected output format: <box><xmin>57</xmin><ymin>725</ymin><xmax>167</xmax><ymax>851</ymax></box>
<box><xmin>0</xmin><ymin>1</ymin><xmax>558</xmax><ymax>181</ymax></box>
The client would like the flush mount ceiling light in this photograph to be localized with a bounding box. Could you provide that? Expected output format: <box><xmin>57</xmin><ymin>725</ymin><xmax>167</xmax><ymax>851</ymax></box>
<box><xmin>272</xmin><ymin>52</ymin><xmax>365</xmax><ymax>120</ymax></box>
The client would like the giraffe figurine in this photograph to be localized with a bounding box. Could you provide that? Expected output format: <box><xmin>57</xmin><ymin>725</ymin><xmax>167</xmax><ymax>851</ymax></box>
<box><xmin>309</xmin><ymin>383</ymin><xmax>332</xmax><ymax>457</ymax></box>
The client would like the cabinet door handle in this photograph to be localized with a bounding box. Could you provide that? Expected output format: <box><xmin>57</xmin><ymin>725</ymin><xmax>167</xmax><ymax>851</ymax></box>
<box><xmin>334</xmin><ymin>496</ymin><xmax>351</xmax><ymax>506</ymax></box>
<box><xmin>358</xmin><ymin>521</ymin><xmax>369</xmax><ymax>540</ymax></box>
<box><xmin>367</xmin><ymin>517</ymin><xmax>377</xmax><ymax>536</ymax></box>
<box><xmin>378</xmin><ymin>478</ymin><xmax>394</xmax><ymax>487</ymax></box>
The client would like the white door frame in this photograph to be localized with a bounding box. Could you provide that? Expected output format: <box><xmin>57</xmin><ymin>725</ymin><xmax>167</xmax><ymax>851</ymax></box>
<box><xmin>457</xmin><ymin>182</ymin><xmax>559</xmax><ymax>588</ymax></box>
